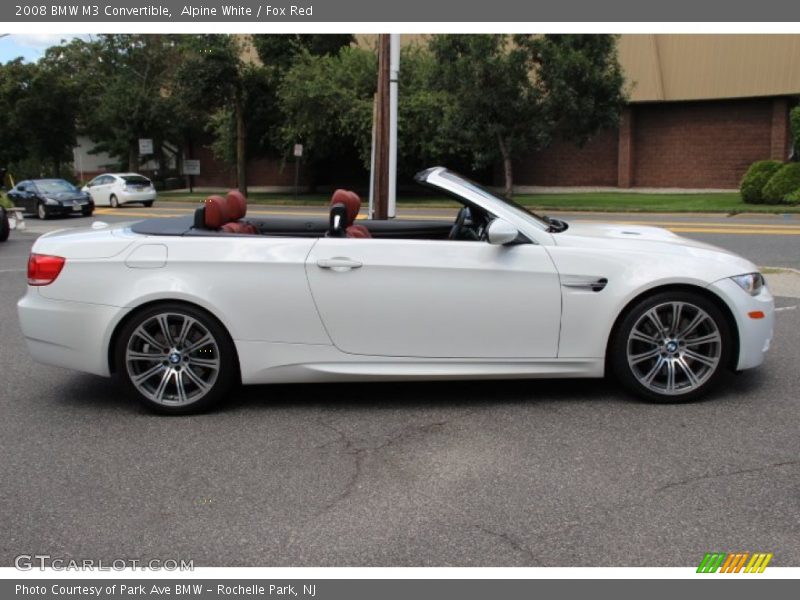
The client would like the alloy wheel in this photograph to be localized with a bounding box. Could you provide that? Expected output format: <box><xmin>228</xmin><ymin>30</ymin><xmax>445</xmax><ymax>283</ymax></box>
<box><xmin>626</xmin><ymin>301</ymin><xmax>722</xmax><ymax>396</ymax></box>
<box><xmin>125</xmin><ymin>312</ymin><xmax>221</xmax><ymax>406</ymax></box>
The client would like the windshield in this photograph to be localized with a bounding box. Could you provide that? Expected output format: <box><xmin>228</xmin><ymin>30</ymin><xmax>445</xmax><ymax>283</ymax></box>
<box><xmin>438</xmin><ymin>171</ymin><xmax>550</xmax><ymax>230</ymax></box>
<box><xmin>35</xmin><ymin>180</ymin><xmax>77</xmax><ymax>194</ymax></box>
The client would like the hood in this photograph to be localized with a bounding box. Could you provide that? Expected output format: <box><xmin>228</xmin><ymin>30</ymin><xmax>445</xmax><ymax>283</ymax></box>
<box><xmin>46</xmin><ymin>191</ymin><xmax>90</xmax><ymax>203</ymax></box>
<box><xmin>554</xmin><ymin>221</ymin><xmax>734</xmax><ymax>255</ymax></box>
<box><xmin>549</xmin><ymin>220</ymin><xmax>759</xmax><ymax>285</ymax></box>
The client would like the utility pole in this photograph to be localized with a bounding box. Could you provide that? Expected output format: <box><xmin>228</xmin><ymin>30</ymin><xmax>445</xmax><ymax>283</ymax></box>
<box><xmin>387</xmin><ymin>34</ymin><xmax>400</xmax><ymax>218</ymax></box>
<box><xmin>371</xmin><ymin>34</ymin><xmax>391</xmax><ymax>220</ymax></box>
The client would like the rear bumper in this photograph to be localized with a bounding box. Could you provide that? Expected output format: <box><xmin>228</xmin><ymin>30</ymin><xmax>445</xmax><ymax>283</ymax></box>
<box><xmin>118</xmin><ymin>190</ymin><xmax>156</xmax><ymax>203</ymax></box>
<box><xmin>709</xmin><ymin>278</ymin><xmax>775</xmax><ymax>371</ymax></box>
<box><xmin>17</xmin><ymin>289</ymin><xmax>125</xmax><ymax>377</ymax></box>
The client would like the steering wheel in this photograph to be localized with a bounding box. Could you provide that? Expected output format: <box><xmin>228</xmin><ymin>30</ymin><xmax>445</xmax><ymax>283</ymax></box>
<box><xmin>449</xmin><ymin>206</ymin><xmax>469</xmax><ymax>240</ymax></box>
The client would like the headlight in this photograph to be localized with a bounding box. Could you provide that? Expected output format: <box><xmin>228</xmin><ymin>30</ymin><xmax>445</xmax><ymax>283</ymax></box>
<box><xmin>43</xmin><ymin>197</ymin><xmax>59</xmax><ymax>206</ymax></box>
<box><xmin>730</xmin><ymin>273</ymin><xmax>765</xmax><ymax>296</ymax></box>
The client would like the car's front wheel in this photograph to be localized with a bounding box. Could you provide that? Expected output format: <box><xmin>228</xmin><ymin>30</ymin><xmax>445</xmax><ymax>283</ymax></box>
<box><xmin>37</xmin><ymin>202</ymin><xmax>48</xmax><ymax>220</ymax></box>
<box><xmin>110</xmin><ymin>194</ymin><xmax>119</xmax><ymax>208</ymax></box>
<box><xmin>609</xmin><ymin>291</ymin><xmax>732</xmax><ymax>403</ymax></box>
<box><xmin>115</xmin><ymin>303</ymin><xmax>237</xmax><ymax>414</ymax></box>
<box><xmin>143</xmin><ymin>200</ymin><xmax>154</xmax><ymax>207</ymax></box>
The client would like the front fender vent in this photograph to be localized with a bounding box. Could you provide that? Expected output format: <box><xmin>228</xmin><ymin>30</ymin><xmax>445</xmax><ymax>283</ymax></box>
<box><xmin>561</xmin><ymin>276</ymin><xmax>608</xmax><ymax>292</ymax></box>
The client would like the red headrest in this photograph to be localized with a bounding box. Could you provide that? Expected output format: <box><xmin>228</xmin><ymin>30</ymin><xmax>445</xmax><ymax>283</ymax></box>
<box><xmin>346</xmin><ymin>224</ymin><xmax>372</xmax><ymax>239</ymax></box>
<box><xmin>204</xmin><ymin>195</ymin><xmax>229</xmax><ymax>229</ymax></box>
<box><xmin>331</xmin><ymin>189</ymin><xmax>361</xmax><ymax>226</ymax></box>
<box><xmin>226</xmin><ymin>190</ymin><xmax>247</xmax><ymax>220</ymax></box>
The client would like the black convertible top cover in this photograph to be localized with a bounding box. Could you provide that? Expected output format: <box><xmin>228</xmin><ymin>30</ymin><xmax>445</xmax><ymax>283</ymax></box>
<box><xmin>130</xmin><ymin>215</ymin><xmax>196</xmax><ymax>236</ymax></box>
<box><xmin>129</xmin><ymin>214</ymin><xmax>451</xmax><ymax>239</ymax></box>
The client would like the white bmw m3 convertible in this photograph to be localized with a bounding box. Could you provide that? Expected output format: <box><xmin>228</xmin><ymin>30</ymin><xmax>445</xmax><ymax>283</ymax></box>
<box><xmin>18</xmin><ymin>168</ymin><xmax>774</xmax><ymax>413</ymax></box>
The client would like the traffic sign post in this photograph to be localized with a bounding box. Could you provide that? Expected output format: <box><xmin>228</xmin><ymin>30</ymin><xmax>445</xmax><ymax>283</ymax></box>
<box><xmin>293</xmin><ymin>144</ymin><xmax>303</xmax><ymax>200</ymax></box>
<box><xmin>182</xmin><ymin>159</ymin><xmax>200</xmax><ymax>193</ymax></box>
<box><xmin>138</xmin><ymin>138</ymin><xmax>154</xmax><ymax>155</ymax></box>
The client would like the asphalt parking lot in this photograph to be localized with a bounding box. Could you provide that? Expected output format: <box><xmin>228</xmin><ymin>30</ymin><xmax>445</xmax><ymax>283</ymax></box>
<box><xmin>1</xmin><ymin>215</ymin><xmax>799</xmax><ymax>567</ymax></box>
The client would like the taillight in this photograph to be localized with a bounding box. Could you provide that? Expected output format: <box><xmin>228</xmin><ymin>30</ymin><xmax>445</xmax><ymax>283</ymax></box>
<box><xmin>27</xmin><ymin>253</ymin><xmax>66</xmax><ymax>286</ymax></box>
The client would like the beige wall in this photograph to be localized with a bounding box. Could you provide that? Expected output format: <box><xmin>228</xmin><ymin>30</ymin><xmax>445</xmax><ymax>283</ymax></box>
<box><xmin>606</xmin><ymin>34</ymin><xmax>800</xmax><ymax>102</ymax></box>
<box><xmin>357</xmin><ymin>33</ymin><xmax>800</xmax><ymax>103</ymax></box>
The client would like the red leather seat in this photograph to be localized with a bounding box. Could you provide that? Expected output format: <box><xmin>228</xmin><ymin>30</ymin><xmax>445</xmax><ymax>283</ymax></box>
<box><xmin>331</xmin><ymin>189</ymin><xmax>371</xmax><ymax>239</ymax></box>
<box><xmin>203</xmin><ymin>195</ymin><xmax>229</xmax><ymax>229</ymax></box>
<box><xmin>221</xmin><ymin>190</ymin><xmax>258</xmax><ymax>234</ymax></box>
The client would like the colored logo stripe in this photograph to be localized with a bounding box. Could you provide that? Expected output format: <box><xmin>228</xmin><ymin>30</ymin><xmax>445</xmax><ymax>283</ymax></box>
<box><xmin>697</xmin><ymin>552</ymin><xmax>773</xmax><ymax>573</ymax></box>
<box><xmin>744</xmin><ymin>553</ymin><xmax>773</xmax><ymax>573</ymax></box>
<box><xmin>697</xmin><ymin>553</ymin><xmax>726</xmax><ymax>573</ymax></box>
<box><xmin>720</xmin><ymin>553</ymin><xmax>749</xmax><ymax>573</ymax></box>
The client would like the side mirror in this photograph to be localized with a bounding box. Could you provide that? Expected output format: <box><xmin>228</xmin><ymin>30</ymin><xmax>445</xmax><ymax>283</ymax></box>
<box><xmin>486</xmin><ymin>218</ymin><xmax>520</xmax><ymax>245</ymax></box>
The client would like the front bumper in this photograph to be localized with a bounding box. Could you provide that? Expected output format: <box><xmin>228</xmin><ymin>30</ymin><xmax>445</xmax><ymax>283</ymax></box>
<box><xmin>46</xmin><ymin>200</ymin><xmax>93</xmax><ymax>216</ymax></box>
<box><xmin>17</xmin><ymin>288</ymin><xmax>125</xmax><ymax>377</ymax></box>
<box><xmin>709</xmin><ymin>278</ymin><xmax>775</xmax><ymax>371</ymax></box>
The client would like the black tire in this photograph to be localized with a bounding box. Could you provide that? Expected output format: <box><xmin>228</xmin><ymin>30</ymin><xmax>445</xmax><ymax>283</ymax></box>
<box><xmin>0</xmin><ymin>207</ymin><xmax>9</xmax><ymax>242</ymax></box>
<box><xmin>114</xmin><ymin>303</ymin><xmax>237</xmax><ymax>415</ymax></box>
<box><xmin>110</xmin><ymin>194</ymin><xmax>119</xmax><ymax>208</ymax></box>
<box><xmin>82</xmin><ymin>207</ymin><xmax>94</xmax><ymax>217</ymax></box>
<box><xmin>143</xmin><ymin>200</ymin><xmax>154</xmax><ymax>208</ymax></box>
<box><xmin>36</xmin><ymin>202</ymin><xmax>48</xmax><ymax>220</ymax></box>
<box><xmin>609</xmin><ymin>291</ymin><xmax>733</xmax><ymax>403</ymax></box>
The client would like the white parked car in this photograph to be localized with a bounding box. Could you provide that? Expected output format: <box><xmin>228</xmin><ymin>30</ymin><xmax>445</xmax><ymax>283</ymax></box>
<box><xmin>18</xmin><ymin>168</ymin><xmax>774</xmax><ymax>414</ymax></box>
<box><xmin>82</xmin><ymin>173</ymin><xmax>156</xmax><ymax>208</ymax></box>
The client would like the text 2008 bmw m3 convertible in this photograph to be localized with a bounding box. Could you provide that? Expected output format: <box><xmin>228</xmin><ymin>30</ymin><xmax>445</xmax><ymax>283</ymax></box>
<box><xmin>17</xmin><ymin>168</ymin><xmax>774</xmax><ymax>413</ymax></box>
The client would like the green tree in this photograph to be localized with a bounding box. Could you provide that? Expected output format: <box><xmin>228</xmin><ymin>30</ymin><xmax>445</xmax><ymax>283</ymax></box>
<box><xmin>429</xmin><ymin>34</ymin><xmax>626</xmax><ymax>197</ymax></box>
<box><xmin>0</xmin><ymin>59</ymin><xmax>32</xmax><ymax>170</ymax></box>
<box><xmin>251</xmin><ymin>34</ymin><xmax>354</xmax><ymax>71</ymax></box>
<box><xmin>277</xmin><ymin>46</ymin><xmax>376</xmax><ymax>169</ymax></box>
<box><xmin>0</xmin><ymin>57</ymin><xmax>79</xmax><ymax>178</ymax></box>
<box><xmin>175</xmin><ymin>34</ymin><xmax>255</xmax><ymax>193</ymax></box>
<box><xmin>277</xmin><ymin>42</ymin><xmax>462</xmax><ymax>180</ymax></box>
<box><xmin>43</xmin><ymin>35</ymin><xmax>182</xmax><ymax>174</ymax></box>
<box><xmin>172</xmin><ymin>35</ymin><xmax>354</xmax><ymax>194</ymax></box>
<box><xmin>250</xmin><ymin>34</ymin><xmax>354</xmax><ymax>165</ymax></box>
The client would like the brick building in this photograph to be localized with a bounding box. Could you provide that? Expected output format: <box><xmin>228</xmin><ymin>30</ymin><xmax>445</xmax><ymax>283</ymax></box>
<box><xmin>515</xmin><ymin>35</ymin><xmax>799</xmax><ymax>190</ymax></box>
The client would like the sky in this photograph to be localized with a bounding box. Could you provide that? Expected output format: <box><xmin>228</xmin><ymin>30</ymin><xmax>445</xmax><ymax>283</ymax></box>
<box><xmin>0</xmin><ymin>34</ymin><xmax>92</xmax><ymax>63</ymax></box>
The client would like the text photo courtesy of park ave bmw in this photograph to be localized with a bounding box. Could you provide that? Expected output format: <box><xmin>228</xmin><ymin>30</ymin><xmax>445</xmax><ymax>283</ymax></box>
<box><xmin>1</xmin><ymin>1</ymin><xmax>800</xmax><ymax>594</ymax></box>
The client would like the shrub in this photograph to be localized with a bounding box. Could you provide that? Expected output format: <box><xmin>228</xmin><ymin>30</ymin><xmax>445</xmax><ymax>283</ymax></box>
<box><xmin>762</xmin><ymin>162</ymin><xmax>800</xmax><ymax>203</ymax></box>
<box><xmin>740</xmin><ymin>160</ymin><xmax>783</xmax><ymax>203</ymax></box>
<box><xmin>785</xmin><ymin>188</ymin><xmax>800</xmax><ymax>205</ymax></box>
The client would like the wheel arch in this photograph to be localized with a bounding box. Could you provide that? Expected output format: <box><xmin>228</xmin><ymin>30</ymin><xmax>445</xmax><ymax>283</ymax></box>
<box><xmin>604</xmin><ymin>283</ymin><xmax>740</xmax><ymax>372</ymax></box>
<box><xmin>107</xmin><ymin>298</ymin><xmax>241</xmax><ymax>381</ymax></box>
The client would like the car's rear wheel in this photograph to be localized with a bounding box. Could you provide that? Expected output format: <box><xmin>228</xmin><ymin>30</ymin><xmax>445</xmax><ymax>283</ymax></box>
<box><xmin>115</xmin><ymin>304</ymin><xmax>236</xmax><ymax>414</ymax></box>
<box><xmin>610</xmin><ymin>291</ymin><xmax>732</xmax><ymax>403</ymax></box>
<box><xmin>110</xmin><ymin>194</ymin><xmax>119</xmax><ymax>208</ymax></box>
<box><xmin>37</xmin><ymin>202</ymin><xmax>48</xmax><ymax>220</ymax></box>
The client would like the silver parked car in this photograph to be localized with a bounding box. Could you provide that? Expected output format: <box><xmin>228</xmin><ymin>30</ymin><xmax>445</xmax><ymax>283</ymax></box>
<box><xmin>82</xmin><ymin>173</ymin><xmax>156</xmax><ymax>208</ymax></box>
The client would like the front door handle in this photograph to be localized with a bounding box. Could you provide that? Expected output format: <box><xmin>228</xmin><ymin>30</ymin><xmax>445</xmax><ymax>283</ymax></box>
<box><xmin>316</xmin><ymin>257</ymin><xmax>363</xmax><ymax>271</ymax></box>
